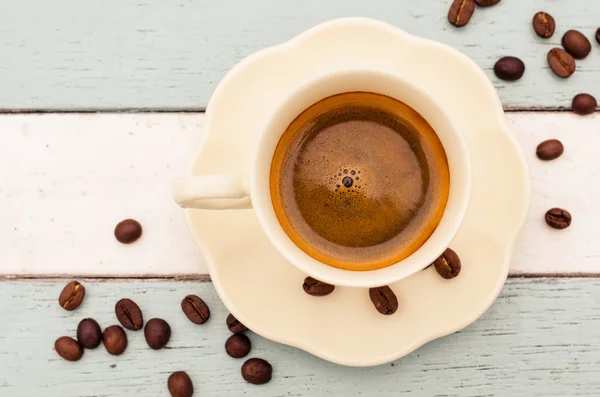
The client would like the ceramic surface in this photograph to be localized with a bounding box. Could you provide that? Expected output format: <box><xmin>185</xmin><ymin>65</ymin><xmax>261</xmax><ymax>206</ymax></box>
<box><xmin>184</xmin><ymin>18</ymin><xmax>530</xmax><ymax>366</ymax></box>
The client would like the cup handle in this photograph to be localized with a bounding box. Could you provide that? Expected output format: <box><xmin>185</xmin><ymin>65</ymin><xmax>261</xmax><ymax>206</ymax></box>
<box><xmin>173</xmin><ymin>175</ymin><xmax>251</xmax><ymax>210</ymax></box>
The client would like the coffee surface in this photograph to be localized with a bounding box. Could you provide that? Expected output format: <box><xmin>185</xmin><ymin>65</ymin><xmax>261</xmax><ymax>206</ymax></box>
<box><xmin>270</xmin><ymin>92</ymin><xmax>450</xmax><ymax>271</ymax></box>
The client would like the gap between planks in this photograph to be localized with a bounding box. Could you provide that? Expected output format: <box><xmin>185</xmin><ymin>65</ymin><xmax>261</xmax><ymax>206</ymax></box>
<box><xmin>0</xmin><ymin>107</ymin><xmax>595</xmax><ymax>114</ymax></box>
<box><xmin>2</xmin><ymin>274</ymin><xmax>599</xmax><ymax>282</ymax></box>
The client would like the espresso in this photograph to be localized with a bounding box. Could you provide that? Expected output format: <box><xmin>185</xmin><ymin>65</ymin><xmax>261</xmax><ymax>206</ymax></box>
<box><xmin>270</xmin><ymin>92</ymin><xmax>450</xmax><ymax>271</ymax></box>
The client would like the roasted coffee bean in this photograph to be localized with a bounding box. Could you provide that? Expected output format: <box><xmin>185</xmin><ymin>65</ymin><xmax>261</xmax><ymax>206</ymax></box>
<box><xmin>536</xmin><ymin>139</ymin><xmax>564</xmax><ymax>161</ymax></box>
<box><xmin>181</xmin><ymin>295</ymin><xmax>210</xmax><ymax>325</ymax></box>
<box><xmin>77</xmin><ymin>318</ymin><xmax>102</xmax><ymax>349</ymax></box>
<box><xmin>448</xmin><ymin>0</ymin><xmax>475</xmax><ymax>28</ymax></box>
<box><xmin>58</xmin><ymin>281</ymin><xmax>85</xmax><ymax>311</ymax></box>
<box><xmin>103</xmin><ymin>325</ymin><xmax>127</xmax><ymax>355</ymax></box>
<box><xmin>562</xmin><ymin>30</ymin><xmax>591</xmax><ymax>59</ymax></box>
<box><xmin>369</xmin><ymin>286</ymin><xmax>399</xmax><ymax>315</ymax></box>
<box><xmin>596</xmin><ymin>28</ymin><xmax>600</xmax><ymax>45</ymax></box>
<box><xmin>433</xmin><ymin>248</ymin><xmax>462</xmax><ymax>279</ymax></box>
<box><xmin>241</xmin><ymin>358</ymin><xmax>272</xmax><ymax>385</ymax></box>
<box><xmin>475</xmin><ymin>0</ymin><xmax>500</xmax><ymax>7</ymax></box>
<box><xmin>545</xmin><ymin>208</ymin><xmax>572</xmax><ymax>230</ymax></box>
<box><xmin>115</xmin><ymin>298</ymin><xmax>143</xmax><ymax>330</ymax></box>
<box><xmin>494</xmin><ymin>57</ymin><xmax>525</xmax><ymax>81</ymax></box>
<box><xmin>145</xmin><ymin>318</ymin><xmax>171</xmax><ymax>350</ymax></box>
<box><xmin>168</xmin><ymin>371</ymin><xmax>194</xmax><ymax>397</ymax></box>
<box><xmin>547</xmin><ymin>48</ymin><xmax>575</xmax><ymax>78</ymax></box>
<box><xmin>114</xmin><ymin>219</ymin><xmax>142</xmax><ymax>244</ymax></box>
<box><xmin>572</xmin><ymin>94</ymin><xmax>597</xmax><ymax>116</ymax></box>
<box><xmin>532</xmin><ymin>12</ymin><xmax>555</xmax><ymax>39</ymax></box>
<box><xmin>302</xmin><ymin>277</ymin><xmax>335</xmax><ymax>297</ymax></box>
<box><xmin>226</xmin><ymin>314</ymin><xmax>248</xmax><ymax>334</ymax></box>
<box><xmin>55</xmin><ymin>336</ymin><xmax>83</xmax><ymax>361</ymax></box>
<box><xmin>225</xmin><ymin>334</ymin><xmax>251</xmax><ymax>358</ymax></box>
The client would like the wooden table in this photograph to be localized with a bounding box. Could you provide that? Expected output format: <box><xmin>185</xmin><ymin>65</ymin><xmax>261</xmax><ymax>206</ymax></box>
<box><xmin>1</xmin><ymin>1</ymin><xmax>599</xmax><ymax>395</ymax></box>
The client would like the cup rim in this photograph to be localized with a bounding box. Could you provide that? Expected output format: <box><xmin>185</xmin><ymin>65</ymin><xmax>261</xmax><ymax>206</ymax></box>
<box><xmin>251</xmin><ymin>68</ymin><xmax>472</xmax><ymax>288</ymax></box>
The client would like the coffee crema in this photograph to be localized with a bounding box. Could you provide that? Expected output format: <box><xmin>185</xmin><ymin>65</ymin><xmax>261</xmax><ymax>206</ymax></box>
<box><xmin>270</xmin><ymin>92</ymin><xmax>450</xmax><ymax>271</ymax></box>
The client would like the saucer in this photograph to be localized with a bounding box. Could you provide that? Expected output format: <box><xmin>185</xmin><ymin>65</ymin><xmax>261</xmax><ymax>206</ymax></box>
<box><xmin>184</xmin><ymin>18</ymin><xmax>530</xmax><ymax>367</ymax></box>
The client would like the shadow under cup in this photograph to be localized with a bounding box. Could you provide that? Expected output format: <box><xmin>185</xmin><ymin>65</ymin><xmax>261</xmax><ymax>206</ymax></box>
<box><xmin>252</xmin><ymin>70</ymin><xmax>471</xmax><ymax>288</ymax></box>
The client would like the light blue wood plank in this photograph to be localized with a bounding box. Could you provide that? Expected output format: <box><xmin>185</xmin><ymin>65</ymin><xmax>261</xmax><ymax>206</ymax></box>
<box><xmin>1</xmin><ymin>279</ymin><xmax>600</xmax><ymax>396</ymax></box>
<box><xmin>0</xmin><ymin>0</ymin><xmax>599</xmax><ymax>110</ymax></box>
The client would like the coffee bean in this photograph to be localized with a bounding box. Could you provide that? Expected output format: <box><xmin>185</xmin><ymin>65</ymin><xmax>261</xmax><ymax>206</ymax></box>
<box><xmin>103</xmin><ymin>325</ymin><xmax>127</xmax><ymax>356</ymax></box>
<box><xmin>302</xmin><ymin>277</ymin><xmax>335</xmax><ymax>297</ymax></box>
<box><xmin>494</xmin><ymin>57</ymin><xmax>525</xmax><ymax>81</ymax></box>
<box><xmin>77</xmin><ymin>318</ymin><xmax>102</xmax><ymax>349</ymax></box>
<box><xmin>55</xmin><ymin>336</ymin><xmax>83</xmax><ymax>361</ymax></box>
<box><xmin>532</xmin><ymin>12</ymin><xmax>555</xmax><ymax>39</ymax></box>
<box><xmin>545</xmin><ymin>208</ymin><xmax>572</xmax><ymax>230</ymax></box>
<box><xmin>226</xmin><ymin>314</ymin><xmax>248</xmax><ymax>334</ymax></box>
<box><xmin>433</xmin><ymin>248</ymin><xmax>462</xmax><ymax>279</ymax></box>
<box><xmin>572</xmin><ymin>94</ymin><xmax>597</xmax><ymax>116</ymax></box>
<box><xmin>58</xmin><ymin>281</ymin><xmax>85</xmax><ymax>311</ymax></box>
<box><xmin>145</xmin><ymin>318</ymin><xmax>171</xmax><ymax>350</ymax></box>
<box><xmin>241</xmin><ymin>358</ymin><xmax>272</xmax><ymax>385</ymax></box>
<box><xmin>114</xmin><ymin>219</ymin><xmax>142</xmax><ymax>244</ymax></box>
<box><xmin>115</xmin><ymin>298</ymin><xmax>144</xmax><ymax>330</ymax></box>
<box><xmin>180</xmin><ymin>295</ymin><xmax>210</xmax><ymax>325</ymax></box>
<box><xmin>596</xmin><ymin>28</ymin><xmax>600</xmax><ymax>45</ymax></box>
<box><xmin>536</xmin><ymin>139</ymin><xmax>564</xmax><ymax>161</ymax></box>
<box><xmin>225</xmin><ymin>334</ymin><xmax>251</xmax><ymax>358</ymax></box>
<box><xmin>547</xmin><ymin>48</ymin><xmax>575</xmax><ymax>78</ymax></box>
<box><xmin>168</xmin><ymin>371</ymin><xmax>194</xmax><ymax>397</ymax></box>
<box><xmin>562</xmin><ymin>30</ymin><xmax>591</xmax><ymax>60</ymax></box>
<box><xmin>448</xmin><ymin>0</ymin><xmax>475</xmax><ymax>28</ymax></box>
<box><xmin>369</xmin><ymin>286</ymin><xmax>399</xmax><ymax>315</ymax></box>
<box><xmin>475</xmin><ymin>0</ymin><xmax>500</xmax><ymax>7</ymax></box>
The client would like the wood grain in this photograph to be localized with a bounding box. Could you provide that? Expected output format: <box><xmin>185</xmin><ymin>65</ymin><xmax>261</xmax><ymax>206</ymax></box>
<box><xmin>1</xmin><ymin>279</ymin><xmax>600</xmax><ymax>396</ymax></box>
<box><xmin>0</xmin><ymin>0</ymin><xmax>599</xmax><ymax>110</ymax></box>
<box><xmin>2</xmin><ymin>112</ymin><xmax>599</xmax><ymax>276</ymax></box>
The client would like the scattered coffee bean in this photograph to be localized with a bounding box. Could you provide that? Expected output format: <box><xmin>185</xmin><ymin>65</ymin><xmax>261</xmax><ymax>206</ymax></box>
<box><xmin>572</xmin><ymin>94</ymin><xmax>597</xmax><ymax>116</ymax></box>
<box><xmin>532</xmin><ymin>12</ymin><xmax>555</xmax><ymax>39</ymax></box>
<box><xmin>596</xmin><ymin>28</ymin><xmax>600</xmax><ymax>45</ymax></box>
<box><xmin>494</xmin><ymin>57</ymin><xmax>525</xmax><ymax>81</ymax></box>
<box><xmin>168</xmin><ymin>371</ymin><xmax>194</xmax><ymax>397</ymax></box>
<box><xmin>114</xmin><ymin>219</ymin><xmax>142</xmax><ymax>244</ymax></box>
<box><xmin>302</xmin><ymin>277</ymin><xmax>335</xmax><ymax>297</ymax></box>
<box><xmin>433</xmin><ymin>248</ymin><xmax>462</xmax><ymax>279</ymax></box>
<box><xmin>103</xmin><ymin>325</ymin><xmax>128</xmax><ymax>356</ymax></box>
<box><xmin>562</xmin><ymin>30</ymin><xmax>592</xmax><ymax>60</ymax></box>
<box><xmin>545</xmin><ymin>208</ymin><xmax>572</xmax><ymax>230</ymax></box>
<box><xmin>55</xmin><ymin>336</ymin><xmax>83</xmax><ymax>361</ymax></box>
<box><xmin>77</xmin><ymin>318</ymin><xmax>102</xmax><ymax>349</ymax></box>
<box><xmin>369</xmin><ymin>286</ymin><xmax>399</xmax><ymax>315</ymax></box>
<box><xmin>145</xmin><ymin>318</ymin><xmax>171</xmax><ymax>350</ymax></box>
<box><xmin>475</xmin><ymin>0</ymin><xmax>500</xmax><ymax>7</ymax></box>
<box><xmin>226</xmin><ymin>314</ymin><xmax>248</xmax><ymax>334</ymax></box>
<box><xmin>115</xmin><ymin>298</ymin><xmax>144</xmax><ymax>331</ymax></box>
<box><xmin>547</xmin><ymin>48</ymin><xmax>575</xmax><ymax>78</ymax></box>
<box><xmin>536</xmin><ymin>139</ymin><xmax>564</xmax><ymax>161</ymax></box>
<box><xmin>241</xmin><ymin>358</ymin><xmax>272</xmax><ymax>385</ymax></box>
<box><xmin>181</xmin><ymin>295</ymin><xmax>210</xmax><ymax>325</ymax></box>
<box><xmin>225</xmin><ymin>334</ymin><xmax>252</xmax><ymax>358</ymax></box>
<box><xmin>58</xmin><ymin>280</ymin><xmax>85</xmax><ymax>311</ymax></box>
<box><xmin>448</xmin><ymin>0</ymin><xmax>475</xmax><ymax>28</ymax></box>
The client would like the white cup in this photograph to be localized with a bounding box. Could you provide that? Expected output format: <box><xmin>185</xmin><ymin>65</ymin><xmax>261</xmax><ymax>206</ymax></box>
<box><xmin>173</xmin><ymin>69</ymin><xmax>471</xmax><ymax>288</ymax></box>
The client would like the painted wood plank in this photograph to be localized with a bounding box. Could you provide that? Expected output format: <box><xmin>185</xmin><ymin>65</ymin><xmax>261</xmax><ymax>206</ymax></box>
<box><xmin>1</xmin><ymin>279</ymin><xmax>600</xmax><ymax>396</ymax></box>
<box><xmin>2</xmin><ymin>112</ymin><xmax>599</xmax><ymax>276</ymax></box>
<box><xmin>0</xmin><ymin>0</ymin><xmax>599</xmax><ymax>110</ymax></box>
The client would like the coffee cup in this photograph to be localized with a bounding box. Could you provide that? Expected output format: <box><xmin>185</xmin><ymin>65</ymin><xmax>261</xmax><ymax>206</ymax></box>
<box><xmin>173</xmin><ymin>69</ymin><xmax>471</xmax><ymax>288</ymax></box>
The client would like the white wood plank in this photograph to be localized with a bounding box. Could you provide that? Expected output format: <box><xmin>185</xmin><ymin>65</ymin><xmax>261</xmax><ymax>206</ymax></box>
<box><xmin>2</xmin><ymin>279</ymin><xmax>600</xmax><ymax>396</ymax></box>
<box><xmin>0</xmin><ymin>0</ymin><xmax>599</xmax><ymax>109</ymax></box>
<box><xmin>1</xmin><ymin>112</ymin><xmax>599</xmax><ymax>276</ymax></box>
